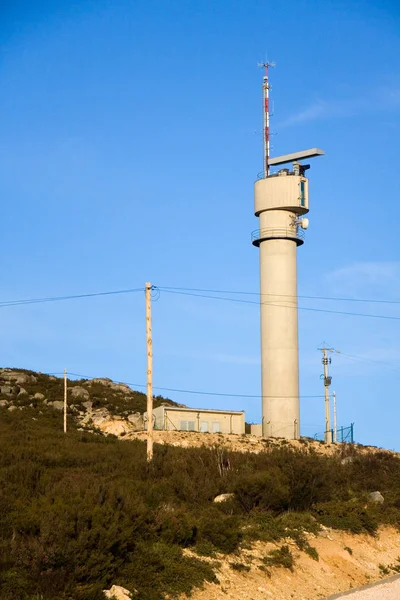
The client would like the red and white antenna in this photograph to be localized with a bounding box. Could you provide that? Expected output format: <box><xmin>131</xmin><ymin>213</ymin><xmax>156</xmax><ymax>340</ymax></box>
<box><xmin>258</xmin><ymin>61</ymin><xmax>275</xmax><ymax>177</ymax></box>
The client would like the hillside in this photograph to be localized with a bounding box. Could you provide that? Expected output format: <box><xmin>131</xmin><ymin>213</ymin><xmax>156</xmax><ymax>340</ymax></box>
<box><xmin>1</xmin><ymin>369</ymin><xmax>400</xmax><ymax>600</ymax></box>
<box><xmin>0</xmin><ymin>367</ymin><xmax>180</xmax><ymax>435</ymax></box>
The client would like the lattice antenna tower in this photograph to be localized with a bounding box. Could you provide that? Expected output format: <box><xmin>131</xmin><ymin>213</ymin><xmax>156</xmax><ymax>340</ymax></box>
<box><xmin>258</xmin><ymin>61</ymin><xmax>275</xmax><ymax>177</ymax></box>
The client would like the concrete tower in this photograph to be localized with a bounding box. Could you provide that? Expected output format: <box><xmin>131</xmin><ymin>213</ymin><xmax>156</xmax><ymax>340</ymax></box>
<box><xmin>253</xmin><ymin>65</ymin><xmax>324</xmax><ymax>439</ymax></box>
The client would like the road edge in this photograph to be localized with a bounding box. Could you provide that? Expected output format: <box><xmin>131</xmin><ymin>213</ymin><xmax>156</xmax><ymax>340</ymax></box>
<box><xmin>321</xmin><ymin>574</ymin><xmax>400</xmax><ymax>599</ymax></box>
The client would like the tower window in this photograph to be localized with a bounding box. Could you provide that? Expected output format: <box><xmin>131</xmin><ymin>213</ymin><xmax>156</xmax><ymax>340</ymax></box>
<box><xmin>300</xmin><ymin>181</ymin><xmax>305</xmax><ymax>207</ymax></box>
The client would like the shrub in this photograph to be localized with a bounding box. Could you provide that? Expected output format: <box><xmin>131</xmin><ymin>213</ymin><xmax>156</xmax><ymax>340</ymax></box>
<box><xmin>230</xmin><ymin>562</ymin><xmax>250</xmax><ymax>572</ymax></box>
<box><xmin>263</xmin><ymin>545</ymin><xmax>294</xmax><ymax>571</ymax></box>
<box><xmin>313</xmin><ymin>500</ymin><xmax>378</xmax><ymax>534</ymax></box>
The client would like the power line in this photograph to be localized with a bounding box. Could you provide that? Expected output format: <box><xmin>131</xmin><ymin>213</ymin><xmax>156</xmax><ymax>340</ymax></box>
<box><xmin>334</xmin><ymin>350</ymin><xmax>400</xmax><ymax>373</ymax></box>
<box><xmin>66</xmin><ymin>372</ymin><xmax>323</xmax><ymax>399</ymax></box>
<box><xmin>159</xmin><ymin>289</ymin><xmax>400</xmax><ymax>322</ymax></box>
<box><xmin>0</xmin><ymin>288</ymin><xmax>144</xmax><ymax>308</ymax></box>
<box><xmin>159</xmin><ymin>285</ymin><xmax>400</xmax><ymax>306</ymax></box>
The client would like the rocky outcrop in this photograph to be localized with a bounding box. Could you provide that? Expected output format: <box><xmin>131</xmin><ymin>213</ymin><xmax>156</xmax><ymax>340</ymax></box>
<box><xmin>369</xmin><ymin>491</ymin><xmax>384</xmax><ymax>504</ymax></box>
<box><xmin>1</xmin><ymin>386</ymin><xmax>15</xmax><ymax>396</ymax></box>
<box><xmin>213</xmin><ymin>493</ymin><xmax>235</xmax><ymax>503</ymax></box>
<box><xmin>127</xmin><ymin>412</ymin><xmax>144</xmax><ymax>430</ymax></box>
<box><xmin>104</xmin><ymin>584</ymin><xmax>136</xmax><ymax>599</ymax></box>
<box><xmin>71</xmin><ymin>386</ymin><xmax>90</xmax><ymax>400</ymax></box>
<box><xmin>50</xmin><ymin>401</ymin><xmax>64</xmax><ymax>411</ymax></box>
<box><xmin>0</xmin><ymin>369</ymin><xmax>37</xmax><ymax>385</ymax></box>
<box><xmin>88</xmin><ymin>378</ymin><xmax>132</xmax><ymax>394</ymax></box>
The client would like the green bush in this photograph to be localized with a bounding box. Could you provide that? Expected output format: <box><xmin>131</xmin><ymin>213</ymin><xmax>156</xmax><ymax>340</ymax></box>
<box><xmin>313</xmin><ymin>500</ymin><xmax>378</xmax><ymax>534</ymax></box>
<box><xmin>263</xmin><ymin>545</ymin><xmax>294</xmax><ymax>571</ymax></box>
<box><xmin>2</xmin><ymin>371</ymin><xmax>400</xmax><ymax>599</ymax></box>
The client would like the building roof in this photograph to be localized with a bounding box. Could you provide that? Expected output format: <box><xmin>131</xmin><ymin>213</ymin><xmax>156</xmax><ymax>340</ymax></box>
<box><xmin>159</xmin><ymin>406</ymin><xmax>244</xmax><ymax>415</ymax></box>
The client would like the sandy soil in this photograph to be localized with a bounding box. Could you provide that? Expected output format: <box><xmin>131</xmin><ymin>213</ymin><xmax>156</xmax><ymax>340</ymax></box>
<box><xmin>122</xmin><ymin>429</ymin><xmax>388</xmax><ymax>457</ymax></box>
<box><xmin>178</xmin><ymin>526</ymin><xmax>400</xmax><ymax>600</ymax></box>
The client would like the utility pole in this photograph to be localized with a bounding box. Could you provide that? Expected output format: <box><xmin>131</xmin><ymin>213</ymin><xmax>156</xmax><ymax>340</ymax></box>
<box><xmin>63</xmin><ymin>369</ymin><xmax>67</xmax><ymax>434</ymax></box>
<box><xmin>145</xmin><ymin>282</ymin><xmax>154</xmax><ymax>462</ymax></box>
<box><xmin>333</xmin><ymin>390</ymin><xmax>337</xmax><ymax>443</ymax></box>
<box><xmin>320</xmin><ymin>347</ymin><xmax>333</xmax><ymax>443</ymax></box>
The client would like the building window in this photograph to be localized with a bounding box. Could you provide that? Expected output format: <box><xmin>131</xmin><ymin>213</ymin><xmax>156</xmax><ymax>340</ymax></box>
<box><xmin>212</xmin><ymin>421</ymin><xmax>221</xmax><ymax>433</ymax></box>
<box><xmin>180</xmin><ymin>420</ymin><xmax>196</xmax><ymax>431</ymax></box>
<box><xmin>300</xmin><ymin>181</ymin><xmax>305</xmax><ymax>207</ymax></box>
<box><xmin>200</xmin><ymin>421</ymin><xmax>209</xmax><ymax>432</ymax></box>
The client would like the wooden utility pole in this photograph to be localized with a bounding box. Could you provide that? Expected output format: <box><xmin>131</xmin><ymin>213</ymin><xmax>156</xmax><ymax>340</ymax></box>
<box><xmin>146</xmin><ymin>282</ymin><xmax>154</xmax><ymax>461</ymax></box>
<box><xmin>333</xmin><ymin>390</ymin><xmax>337</xmax><ymax>443</ymax></box>
<box><xmin>63</xmin><ymin>368</ymin><xmax>67</xmax><ymax>434</ymax></box>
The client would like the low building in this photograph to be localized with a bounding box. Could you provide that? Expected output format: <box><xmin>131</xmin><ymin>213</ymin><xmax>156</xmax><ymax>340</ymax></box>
<box><xmin>150</xmin><ymin>405</ymin><xmax>245</xmax><ymax>435</ymax></box>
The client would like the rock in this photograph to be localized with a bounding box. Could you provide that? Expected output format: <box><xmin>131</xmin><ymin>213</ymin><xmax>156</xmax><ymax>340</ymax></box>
<box><xmin>52</xmin><ymin>401</ymin><xmax>64</xmax><ymax>411</ymax></box>
<box><xmin>103</xmin><ymin>584</ymin><xmax>137</xmax><ymax>599</ymax></box>
<box><xmin>90</xmin><ymin>378</ymin><xmax>132</xmax><ymax>394</ymax></box>
<box><xmin>341</xmin><ymin>456</ymin><xmax>354</xmax><ymax>465</ymax></box>
<box><xmin>17</xmin><ymin>388</ymin><xmax>28</xmax><ymax>398</ymax></box>
<box><xmin>7</xmin><ymin>405</ymin><xmax>17</xmax><ymax>412</ymax></box>
<box><xmin>369</xmin><ymin>491</ymin><xmax>384</xmax><ymax>504</ymax></box>
<box><xmin>49</xmin><ymin>376</ymin><xmax>57</xmax><ymax>381</ymax></box>
<box><xmin>71</xmin><ymin>386</ymin><xmax>90</xmax><ymax>400</ymax></box>
<box><xmin>0</xmin><ymin>370</ymin><xmax>37</xmax><ymax>385</ymax></box>
<box><xmin>0</xmin><ymin>400</ymin><xmax>9</xmax><ymax>407</ymax></box>
<box><xmin>34</xmin><ymin>393</ymin><xmax>45</xmax><ymax>401</ymax></box>
<box><xmin>127</xmin><ymin>412</ymin><xmax>144</xmax><ymax>430</ymax></box>
<box><xmin>1</xmin><ymin>385</ymin><xmax>15</xmax><ymax>396</ymax></box>
<box><xmin>82</xmin><ymin>400</ymin><xmax>93</xmax><ymax>411</ymax></box>
<box><xmin>213</xmin><ymin>493</ymin><xmax>235</xmax><ymax>503</ymax></box>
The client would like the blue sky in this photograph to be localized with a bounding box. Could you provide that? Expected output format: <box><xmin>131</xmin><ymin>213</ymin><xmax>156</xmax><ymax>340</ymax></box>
<box><xmin>1</xmin><ymin>0</ymin><xmax>400</xmax><ymax>448</ymax></box>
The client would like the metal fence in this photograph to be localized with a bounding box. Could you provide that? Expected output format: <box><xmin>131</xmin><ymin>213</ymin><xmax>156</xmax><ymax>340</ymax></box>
<box><xmin>313</xmin><ymin>423</ymin><xmax>354</xmax><ymax>444</ymax></box>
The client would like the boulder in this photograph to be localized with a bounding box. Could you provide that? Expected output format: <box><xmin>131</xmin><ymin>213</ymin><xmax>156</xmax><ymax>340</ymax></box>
<box><xmin>17</xmin><ymin>388</ymin><xmax>28</xmax><ymax>398</ymax></box>
<box><xmin>71</xmin><ymin>386</ymin><xmax>90</xmax><ymax>400</ymax></box>
<box><xmin>341</xmin><ymin>456</ymin><xmax>354</xmax><ymax>465</ymax></box>
<box><xmin>7</xmin><ymin>405</ymin><xmax>17</xmax><ymax>412</ymax></box>
<box><xmin>82</xmin><ymin>401</ymin><xmax>93</xmax><ymax>411</ymax></box>
<box><xmin>104</xmin><ymin>585</ymin><xmax>136</xmax><ymax>599</ymax></box>
<box><xmin>90</xmin><ymin>378</ymin><xmax>132</xmax><ymax>394</ymax></box>
<box><xmin>0</xmin><ymin>370</ymin><xmax>37</xmax><ymax>385</ymax></box>
<box><xmin>0</xmin><ymin>399</ymin><xmax>9</xmax><ymax>407</ymax></box>
<box><xmin>34</xmin><ymin>393</ymin><xmax>45</xmax><ymax>401</ymax></box>
<box><xmin>127</xmin><ymin>412</ymin><xmax>144</xmax><ymax>430</ymax></box>
<box><xmin>1</xmin><ymin>386</ymin><xmax>15</xmax><ymax>396</ymax></box>
<box><xmin>213</xmin><ymin>493</ymin><xmax>235</xmax><ymax>503</ymax></box>
<box><xmin>369</xmin><ymin>491</ymin><xmax>384</xmax><ymax>504</ymax></box>
<box><xmin>52</xmin><ymin>401</ymin><xmax>64</xmax><ymax>411</ymax></box>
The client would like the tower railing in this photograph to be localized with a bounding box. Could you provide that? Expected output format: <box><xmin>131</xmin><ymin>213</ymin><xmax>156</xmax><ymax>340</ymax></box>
<box><xmin>251</xmin><ymin>227</ymin><xmax>305</xmax><ymax>247</ymax></box>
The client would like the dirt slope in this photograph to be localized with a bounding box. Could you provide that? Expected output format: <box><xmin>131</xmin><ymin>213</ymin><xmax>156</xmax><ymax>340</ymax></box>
<box><xmin>180</xmin><ymin>526</ymin><xmax>400</xmax><ymax>600</ymax></box>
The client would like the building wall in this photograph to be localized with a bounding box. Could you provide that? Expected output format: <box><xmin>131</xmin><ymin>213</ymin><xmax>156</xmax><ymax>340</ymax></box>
<box><xmin>155</xmin><ymin>407</ymin><xmax>245</xmax><ymax>434</ymax></box>
<box><xmin>250</xmin><ymin>423</ymin><xmax>263</xmax><ymax>437</ymax></box>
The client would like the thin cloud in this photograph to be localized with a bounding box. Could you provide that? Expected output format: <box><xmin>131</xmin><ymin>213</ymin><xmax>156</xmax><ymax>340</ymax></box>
<box><xmin>325</xmin><ymin>261</ymin><xmax>400</xmax><ymax>296</ymax></box>
<box><xmin>280</xmin><ymin>86</ymin><xmax>400</xmax><ymax>127</ymax></box>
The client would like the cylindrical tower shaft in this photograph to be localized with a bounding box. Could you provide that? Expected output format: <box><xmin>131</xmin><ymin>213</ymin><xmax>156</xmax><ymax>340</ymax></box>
<box><xmin>259</xmin><ymin>222</ymin><xmax>300</xmax><ymax>439</ymax></box>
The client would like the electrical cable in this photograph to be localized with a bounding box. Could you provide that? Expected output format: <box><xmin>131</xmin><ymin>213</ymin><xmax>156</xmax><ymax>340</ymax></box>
<box><xmin>0</xmin><ymin>288</ymin><xmax>144</xmax><ymax>308</ymax></box>
<box><xmin>159</xmin><ymin>289</ymin><xmax>400</xmax><ymax>322</ymax></box>
<box><xmin>66</xmin><ymin>372</ymin><xmax>324</xmax><ymax>399</ymax></box>
<box><xmin>158</xmin><ymin>285</ymin><xmax>400</xmax><ymax>306</ymax></box>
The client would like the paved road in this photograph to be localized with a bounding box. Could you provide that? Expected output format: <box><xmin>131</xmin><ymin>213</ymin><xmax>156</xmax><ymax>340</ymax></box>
<box><xmin>324</xmin><ymin>575</ymin><xmax>400</xmax><ymax>600</ymax></box>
